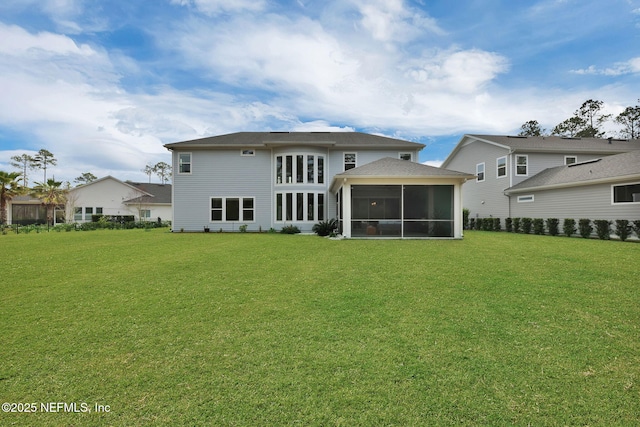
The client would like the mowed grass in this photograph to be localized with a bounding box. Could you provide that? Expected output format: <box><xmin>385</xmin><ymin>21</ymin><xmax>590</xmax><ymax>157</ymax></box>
<box><xmin>1</xmin><ymin>229</ymin><xmax>639</xmax><ymax>426</ymax></box>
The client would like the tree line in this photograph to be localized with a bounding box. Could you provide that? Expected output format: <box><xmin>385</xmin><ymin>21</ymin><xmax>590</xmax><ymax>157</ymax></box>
<box><xmin>518</xmin><ymin>99</ymin><xmax>640</xmax><ymax>139</ymax></box>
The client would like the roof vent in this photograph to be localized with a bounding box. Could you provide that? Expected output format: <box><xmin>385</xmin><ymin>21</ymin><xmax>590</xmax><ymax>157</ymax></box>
<box><xmin>507</xmin><ymin>135</ymin><xmax>528</xmax><ymax>138</ymax></box>
<box><xmin>561</xmin><ymin>137</ymin><xmax>581</xmax><ymax>140</ymax></box>
<box><xmin>270</xmin><ymin>131</ymin><xmax>290</xmax><ymax>134</ymax></box>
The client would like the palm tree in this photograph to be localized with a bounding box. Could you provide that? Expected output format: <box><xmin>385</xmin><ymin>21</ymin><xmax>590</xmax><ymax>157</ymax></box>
<box><xmin>0</xmin><ymin>171</ymin><xmax>23</xmax><ymax>225</ymax></box>
<box><xmin>31</xmin><ymin>179</ymin><xmax>67</xmax><ymax>226</ymax></box>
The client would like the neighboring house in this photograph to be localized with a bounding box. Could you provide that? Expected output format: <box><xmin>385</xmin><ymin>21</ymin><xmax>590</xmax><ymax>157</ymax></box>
<box><xmin>165</xmin><ymin>132</ymin><xmax>474</xmax><ymax>238</ymax></box>
<box><xmin>441</xmin><ymin>134</ymin><xmax>640</xmax><ymax>221</ymax></box>
<box><xmin>504</xmin><ymin>150</ymin><xmax>640</xmax><ymax>221</ymax></box>
<box><xmin>7</xmin><ymin>195</ymin><xmax>52</xmax><ymax>225</ymax></box>
<box><xmin>67</xmin><ymin>176</ymin><xmax>172</xmax><ymax>223</ymax></box>
<box><xmin>123</xmin><ymin>181</ymin><xmax>173</xmax><ymax>222</ymax></box>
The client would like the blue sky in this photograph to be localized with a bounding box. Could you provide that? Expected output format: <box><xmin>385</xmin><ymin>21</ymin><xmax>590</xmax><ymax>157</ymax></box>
<box><xmin>1</xmin><ymin>0</ymin><xmax>639</xmax><ymax>183</ymax></box>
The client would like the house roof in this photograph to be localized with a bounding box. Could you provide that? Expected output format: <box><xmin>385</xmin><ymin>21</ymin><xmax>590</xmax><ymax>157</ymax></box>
<box><xmin>335</xmin><ymin>157</ymin><xmax>474</xmax><ymax>178</ymax></box>
<box><xmin>124</xmin><ymin>182</ymin><xmax>172</xmax><ymax>204</ymax></box>
<box><xmin>164</xmin><ymin>131</ymin><xmax>425</xmax><ymax>150</ymax></box>
<box><xmin>442</xmin><ymin>134</ymin><xmax>640</xmax><ymax>167</ymax></box>
<box><xmin>505</xmin><ymin>150</ymin><xmax>640</xmax><ymax>194</ymax></box>
<box><xmin>69</xmin><ymin>176</ymin><xmax>171</xmax><ymax>204</ymax></box>
<box><xmin>330</xmin><ymin>157</ymin><xmax>474</xmax><ymax>192</ymax></box>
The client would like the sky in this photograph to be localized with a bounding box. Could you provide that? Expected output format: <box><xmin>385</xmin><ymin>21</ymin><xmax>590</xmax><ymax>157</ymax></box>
<box><xmin>0</xmin><ymin>0</ymin><xmax>639</xmax><ymax>184</ymax></box>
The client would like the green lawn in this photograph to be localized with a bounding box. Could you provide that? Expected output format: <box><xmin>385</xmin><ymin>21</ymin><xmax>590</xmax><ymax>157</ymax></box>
<box><xmin>1</xmin><ymin>229</ymin><xmax>638</xmax><ymax>426</ymax></box>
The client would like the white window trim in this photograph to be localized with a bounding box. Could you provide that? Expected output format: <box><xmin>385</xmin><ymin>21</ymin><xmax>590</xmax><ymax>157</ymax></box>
<box><xmin>515</xmin><ymin>155</ymin><xmax>528</xmax><ymax>176</ymax></box>
<box><xmin>611</xmin><ymin>181</ymin><xmax>640</xmax><ymax>205</ymax></box>
<box><xmin>344</xmin><ymin>152</ymin><xmax>357</xmax><ymax>171</ymax></box>
<box><xmin>178</xmin><ymin>152</ymin><xmax>192</xmax><ymax>175</ymax></box>
<box><xmin>517</xmin><ymin>195</ymin><xmax>534</xmax><ymax>203</ymax></box>
<box><xmin>398</xmin><ymin>152</ymin><xmax>412</xmax><ymax>161</ymax></box>
<box><xmin>275</xmin><ymin>191</ymin><xmax>325</xmax><ymax>223</ymax></box>
<box><xmin>564</xmin><ymin>155</ymin><xmax>577</xmax><ymax>165</ymax></box>
<box><xmin>496</xmin><ymin>156</ymin><xmax>507</xmax><ymax>178</ymax></box>
<box><xmin>476</xmin><ymin>162</ymin><xmax>485</xmax><ymax>182</ymax></box>
<box><xmin>241</xmin><ymin>149</ymin><xmax>255</xmax><ymax>156</ymax></box>
<box><xmin>275</xmin><ymin>153</ymin><xmax>325</xmax><ymax>185</ymax></box>
<box><xmin>210</xmin><ymin>197</ymin><xmax>255</xmax><ymax>222</ymax></box>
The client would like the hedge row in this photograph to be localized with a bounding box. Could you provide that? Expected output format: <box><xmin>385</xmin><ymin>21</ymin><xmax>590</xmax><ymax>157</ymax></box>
<box><xmin>467</xmin><ymin>217</ymin><xmax>640</xmax><ymax>241</ymax></box>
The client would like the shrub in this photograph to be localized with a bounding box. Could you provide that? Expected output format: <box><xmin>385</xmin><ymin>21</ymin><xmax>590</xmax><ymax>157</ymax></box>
<box><xmin>239</xmin><ymin>224</ymin><xmax>248</xmax><ymax>233</ymax></box>
<box><xmin>483</xmin><ymin>218</ymin><xmax>493</xmax><ymax>231</ymax></box>
<box><xmin>546</xmin><ymin>218</ymin><xmax>559</xmax><ymax>236</ymax></box>
<box><xmin>578</xmin><ymin>219</ymin><xmax>592</xmax><ymax>238</ymax></box>
<box><xmin>312</xmin><ymin>218</ymin><xmax>338</xmax><ymax>237</ymax></box>
<box><xmin>533</xmin><ymin>218</ymin><xmax>544</xmax><ymax>235</ymax></box>
<box><xmin>505</xmin><ymin>218</ymin><xmax>513</xmax><ymax>233</ymax></box>
<box><xmin>475</xmin><ymin>218</ymin><xmax>483</xmax><ymax>230</ymax></box>
<box><xmin>513</xmin><ymin>218</ymin><xmax>521</xmax><ymax>233</ymax></box>
<box><xmin>521</xmin><ymin>218</ymin><xmax>533</xmax><ymax>234</ymax></box>
<box><xmin>593</xmin><ymin>220</ymin><xmax>611</xmax><ymax>240</ymax></box>
<box><xmin>280</xmin><ymin>225</ymin><xmax>301</xmax><ymax>234</ymax></box>
<box><xmin>493</xmin><ymin>218</ymin><xmax>501</xmax><ymax>231</ymax></box>
<box><xmin>469</xmin><ymin>218</ymin><xmax>475</xmax><ymax>230</ymax></box>
<box><xmin>614</xmin><ymin>220</ymin><xmax>631</xmax><ymax>242</ymax></box>
<box><xmin>633</xmin><ymin>220</ymin><xmax>640</xmax><ymax>238</ymax></box>
<box><xmin>463</xmin><ymin>208</ymin><xmax>470</xmax><ymax>230</ymax></box>
<box><xmin>563</xmin><ymin>218</ymin><xmax>576</xmax><ymax>237</ymax></box>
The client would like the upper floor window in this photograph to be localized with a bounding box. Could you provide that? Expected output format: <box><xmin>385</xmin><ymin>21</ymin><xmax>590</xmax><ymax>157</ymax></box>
<box><xmin>476</xmin><ymin>163</ymin><xmax>485</xmax><ymax>182</ymax></box>
<box><xmin>276</xmin><ymin>154</ymin><xmax>325</xmax><ymax>185</ymax></box>
<box><xmin>497</xmin><ymin>156</ymin><xmax>506</xmax><ymax>178</ymax></box>
<box><xmin>178</xmin><ymin>153</ymin><xmax>191</xmax><ymax>174</ymax></box>
<box><xmin>399</xmin><ymin>153</ymin><xmax>412</xmax><ymax>161</ymax></box>
<box><xmin>516</xmin><ymin>155</ymin><xmax>528</xmax><ymax>176</ymax></box>
<box><xmin>564</xmin><ymin>156</ymin><xmax>577</xmax><ymax>165</ymax></box>
<box><xmin>344</xmin><ymin>153</ymin><xmax>357</xmax><ymax>170</ymax></box>
<box><xmin>612</xmin><ymin>183</ymin><xmax>640</xmax><ymax>204</ymax></box>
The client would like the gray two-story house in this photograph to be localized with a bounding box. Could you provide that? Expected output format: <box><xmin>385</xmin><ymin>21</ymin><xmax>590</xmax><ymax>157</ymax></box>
<box><xmin>442</xmin><ymin>134</ymin><xmax>640</xmax><ymax>222</ymax></box>
<box><xmin>165</xmin><ymin>132</ymin><xmax>474</xmax><ymax>238</ymax></box>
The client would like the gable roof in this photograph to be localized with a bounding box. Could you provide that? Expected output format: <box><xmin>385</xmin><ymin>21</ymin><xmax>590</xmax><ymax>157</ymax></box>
<box><xmin>505</xmin><ymin>150</ymin><xmax>640</xmax><ymax>194</ymax></box>
<box><xmin>442</xmin><ymin>134</ymin><xmax>640</xmax><ymax>167</ymax></box>
<box><xmin>164</xmin><ymin>132</ymin><xmax>425</xmax><ymax>150</ymax></box>
<box><xmin>124</xmin><ymin>182</ymin><xmax>172</xmax><ymax>204</ymax></box>
<box><xmin>69</xmin><ymin>176</ymin><xmax>171</xmax><ymax>204</ymax></box>
<box><xmin>70</xmin><ymin>175</ymin><xmax>152</xmax><ymax>196</ymax></box>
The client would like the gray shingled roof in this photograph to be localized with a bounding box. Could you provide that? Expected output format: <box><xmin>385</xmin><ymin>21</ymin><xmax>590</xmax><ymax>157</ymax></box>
<box><xmin>505</xmin><ymin>150</ymin><xmax>640</xmax><ymax>193</ymax></box>
<box><xmin>467</xmin><ymin>134</ymin><xmax>640</xmax><ymax>153</ymax></box>
<box><xmin>334</xmin><ymin>157</ymin><xmax>475</xmax><ymax>178</ymax></box>
<box><xmin>164</xmin><ymin>131</ymin><xmax>425</xmax><ymax>150</ymax></box>
<box><xmin>124</xmin><ymin>182</ymin><xmax>172</xmax><ymax>204</ymax></box>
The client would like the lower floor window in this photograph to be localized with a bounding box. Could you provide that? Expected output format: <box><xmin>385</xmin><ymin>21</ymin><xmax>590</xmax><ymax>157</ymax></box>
<box><xmin>613</xmin><ymin>183</ymin><xmax>640</xmax><ymax>203</ymax></box>
<box><xmin>276</xmin><ymin>192</ymin><xmax>324</xmax><ymax>222</ymax></box>
<box><xmin>75</xmin><ymin>206</ymin><xmax>103</xmax><ymax>221</ymax></box>
<box><xmin>210</xmin><ymin>197</ymin><xmax>255</xmax><ymax>222</ymax></box>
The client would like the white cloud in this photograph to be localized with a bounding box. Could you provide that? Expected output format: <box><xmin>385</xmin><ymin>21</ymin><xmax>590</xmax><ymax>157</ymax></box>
<box><xmin>571</xmin><ymin>57</ymin><xmax>640</xmax><ymax>76</ymax></box>
<box><xmin>354</xmin><ymin>0</ymin><xmax>444</xmax><ymax>43</ymax></box>
<box><xmin>170</xmin><ymin>0</ymin><xmax>266</xmax><ymax>15</ymax></box>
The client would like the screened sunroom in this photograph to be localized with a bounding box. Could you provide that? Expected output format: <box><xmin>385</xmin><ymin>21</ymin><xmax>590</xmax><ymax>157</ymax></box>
<box><xmin>330</xmin><ymin>158</ymin><xmax>474</xmax><ymax>239</ymax></box>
